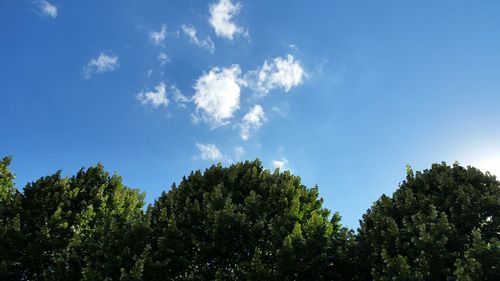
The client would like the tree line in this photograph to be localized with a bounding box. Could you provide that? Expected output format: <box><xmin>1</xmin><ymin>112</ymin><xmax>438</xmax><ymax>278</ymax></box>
<box><xmin>0</xmin><ymin>156</ymin><xmax>498</xmax><ymax>280</ymax></box>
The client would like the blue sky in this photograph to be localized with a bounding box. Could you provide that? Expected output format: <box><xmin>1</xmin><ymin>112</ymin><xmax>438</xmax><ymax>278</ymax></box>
<box><xmin>1</xmin><ymin>0</ymin><xmax>500</xmax><ymax>229</ymax></box>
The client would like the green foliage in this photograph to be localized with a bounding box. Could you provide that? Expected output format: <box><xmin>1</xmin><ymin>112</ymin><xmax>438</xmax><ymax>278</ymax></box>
<box><xmin>1</xmin><ymin>157</ymin><xmax>498</xmax><ymax>281</ymax></box>
<box><xmin>326</xmin><ymin>213</ymin><xmax>361</xmax><ymax>280</ymax></box>
<box><xmin>146</xmin><ymin>160</ymin><xmax>337</xmax><ymax>280</ymax></box>
<box><xmin>19</xmin><ymin>164</ymin><xmax>149</xmax><ymax>281</ymax></box>
<box><xmin>358</xmin><ymin>162</ymin><xmax>500</xmax><ymax>280</ymax></box>
<box><xmin>0</xmin><ymin>156</ymin><xmax>22</xmax><ymax>280</ymax></box>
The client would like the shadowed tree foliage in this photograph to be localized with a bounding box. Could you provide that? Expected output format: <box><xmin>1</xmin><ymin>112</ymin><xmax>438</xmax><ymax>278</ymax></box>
<box><xmin>19</xmin><ymin>164</ymin><xmax>150</xmax><ymax>281</ymax></box>
<box><xmin>1</xmin><ymin>156</ymin><xmax>498</xmax><ymax>281</ymax></box>
<box><xmin>357</xmin><ymin>163</ymin><xmax>500</xmax><ymax>281</ymax></box>
<box><xmin>326</xmin><ymin>213</ymin><xmax>362</xmax><ymax>281</ymax></box>
<box><xmin>0</xmin><ymin>157</ymin><xmax>22</xmax><ymax>280</ymax></box>
<box><xmin>146</xmin><ymin>160</ymin><xmax>338</xmax><ymax>281</ymax></box>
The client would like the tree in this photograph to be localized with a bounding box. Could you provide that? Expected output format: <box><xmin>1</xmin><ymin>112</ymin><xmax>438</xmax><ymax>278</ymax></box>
<box><xmin>326</xmin><ymin>212</ymin><xmax>362</xmax><ymax>281</ymax></box>
<box><xmin>146</xmin><ymin>160</ymin><xmax>338</xmax><ymax>281</ymax></box>
<box><xmin>357</xmin><ymin>162</ymin><xmax>500</xmax><ymax>280</ymax></box>
<box><xmin>5</xmin><ymin>156</ymin><xmax>497</xmax><ymax>281</ymax></box>
<box><xmin>0</xmin><ymin>156</ymin><xmax>22</xmax><ymax>280</ymax></box>
<box><xmin>19</xmin><ymin>164</ymin><xmax>150</xmax><ymax>281</ymax></box>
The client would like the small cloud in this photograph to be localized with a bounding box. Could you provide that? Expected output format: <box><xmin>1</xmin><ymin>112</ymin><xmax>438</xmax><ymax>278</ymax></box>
<box><xmin>271</xmin><ymin>106</ymin><xmax>287</xmax><ymax>117</ymax></box>
<box><xmin>234</xmin><ymin>146</ymin><xmax>245</xmax><ymax>160</ymax></box>
<box><xmin>196</xmin><ymin>143</ymin><xmax>225</xmax><ymax>161</ymax></box>
<box><xmin>181</xmin><ymin>24</ymin><xmax>215</xmax><ymax>53</ymax></box>
<box><xmin>238</xmin><ymin>105</ymin><xmax>266</xmax><ymax>140</ymax></box>
<box><xmin>272</xmin><ymin>158</ymin><xmax>289</xmax><ymax>171</ymax></box>
<box><xmin>136</xmin><ymin>82</ymin><xmax>168</xmax><ymax>108</ymax></box>
<box><xmin>82</xmin><ymin>53</ymin><xmax>119</xmax><ymax>79</ymax></box>
<box><xmin>209</xmin><ymin>0</ymin><xmax>247</xmax><ymax>40</ymax></box>
<box><xmin>247</xmin><ymin>54</ymin><xmax>305</xmax><ymax>95</ymax></box>
<box><xmin>193</xmin><ymin>65</ymin><xmax>242</xmax><ymax>127</ymax></box>
<box><xmin>150</xmin><ymin>24</ymin><xmax>167</xmax><ymax>46</ymax></box>
<box><xmin>37</xmin><ymin>1</ymin><xmax>57</xmax><ymax>18</ymax></box>
<box><xmin>171</xmin><ymin>85</ymin><xmax>190</xmax><ymax>108</ymax></box>
<box><xmin>190</xmin><ymin>113</ymin><xmax>202</xmax><ymax>124</ymax></box>
<box><xmin>158</xmin><ymin>52</ymin><xmax>169</xmax><ymax>65</ymax></box>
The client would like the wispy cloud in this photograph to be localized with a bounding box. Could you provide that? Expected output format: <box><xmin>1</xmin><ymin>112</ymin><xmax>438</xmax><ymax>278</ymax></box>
<box><xmin>195</xmin><ymin>143</ymin><xmax>248</xmax><ymax>163</ymax></box>
<box><xmin>193</xmin><ymin>65</ymin><xmax>242</xmax><ymax>127</ymax></box>
<box><xmin>171</xmin><ymin>85</ymin><xmax>190</xmax><ymax>108</ymax></box>
<box><xmin>234</xmin><ymin>146</ymin><xmax>245</xmax><ymax>160</ymax></box>
<box><xmin>149</xmin><ymin>24</ymin><xmax>167</xmax><ymax>46</ymax></box>
<box><xmin>196</xmin><ymin>143</ymin><xmax>225</xmax><ymax>161</ymax></box>
<box><xmin>209</xmin><ymin>0</ymin><xmax>247</xmax><ymax>40</ymax></box>
<box><xmin>181</xmin><ymin>24</ymin><xmax>215</xmax><ymax>53</ymax></box>
<box><xmin>247</xmin><ymin>54</ymin><xmax>305</xmax><ymax>95</ymax></box>
<box><xmin>272</xmin><ymin>158</ymin><xmax>290</xmax><ymax>171</ymax></box>
<box><xmin>82</xmin><ymin>53</ymin><xmax>119</xmax><ymax>79</ymax></box>
<box><xmin>158</xmin><ymin>52</ymin><xmax>169</xmax><ymax>65</ymax></box>
<box><xmin>37</xmin><ymin>1</ymin><xmax>57</xmax><ymax>18</ymax></box>
<box><xmin>136</xmin><ymin>82</ymin><xmax>168</xmax><ymax>108</ymax></box>
<box><xmin>238</xmin><ymin>105</ymin><xmax>266</xmax><ymax>140</ymax></box>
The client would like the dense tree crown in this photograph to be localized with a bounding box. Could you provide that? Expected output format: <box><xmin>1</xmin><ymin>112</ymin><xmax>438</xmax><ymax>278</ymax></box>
<box><xmin>147</xmin><ymin>161</ymin><xmax>336</xmax><ymax>280</ymax></box>
<box><xmin>357</xmin><ymin>163</ymin><xmax>499</xmax><ymax>281</ymax></box>
<box><xmin>0</xmin><ymin>158</ymin><xmax>498</xmax><ymax>280</ymax></box>
<box><xmin>0</xmin><ymin>157</ymin><xmax>22</xmax><ymax>280</ymax></box>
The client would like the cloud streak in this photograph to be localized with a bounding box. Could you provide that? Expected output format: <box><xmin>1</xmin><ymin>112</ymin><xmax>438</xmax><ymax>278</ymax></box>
<box><xmin>158</xmin><ymin>52</ymin><xmax>169</xmax><ymax>65</ymax></box>
<box><xmin>136</xmin><ymin>82</ymin><xmax>168</xmax><ymax>108</ymax></box>
<box><xmin>171</xmin><ymin>85</ymin><xmax>190</xmax><ymax>108</ymax></box>
<box><xmin>82</xmin><ymin>53</ymin><xmax>119</xmax><ymax>79</ymax></box>
<box><xmin>182</xmin><ymin>25</ymin><xmax>215</xmax><ymax>53</ymax></box>
<box><xmin>38</xmin><ymin>1</ymin><xmax>57</xmax><ymax>18</ymax></box>
<box><xmin>238</xmin><ymin>105</ymin><xmax>266</xmax><ymax>140</ymax></box>
<box><xmin>150</xmin><ymin>24</ymin><xmax>167</xmax><ymax>46</ymax></box>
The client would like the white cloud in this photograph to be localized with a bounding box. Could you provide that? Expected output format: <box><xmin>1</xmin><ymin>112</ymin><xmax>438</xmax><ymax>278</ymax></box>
<box><xmin>234</xmin><ymin>146</ymin><xmax>245</xmax><ymax>160</ymax></box>
<box><xmin>150</xmin><ymin>24</ymin><xmax>167</xmax><ymax>46</ymax></box>
<box><xmin>136</xmin><ymin>82</ymin><xmax>168</xmax><ymax>108</ymax></box>
<box><xmin>271</xmin><ymin>106</ymin><xmax>287</xmax><ymax>117</ymax></box>
<box><xmin>82</xmin><ymin>53</ymin><xmax>119</xmax><ymax>78</ymax></box>
<box><xmin>209</xmin><ymin>0</ymin><xmax>246</xmax><ymax>40</ymax></box>
<box><xmin>182</xmin><ymin>25</ymin><xmax>215</xmax><ymax>53</ymax></box>
<box><xmin>248</xmin><ymin>54</ymin><xmax>305</xmax><ymax>95</ymax></box>
<box><xmin>193</xmin><ymin>65</ymin><xmax>242</xmax><ymax>127</ymax></box>
<box><xmin>158</xmin><ymin>52</ymin><xmax>169</xmax><ymax>65</ymax></box>
<box><xmin>196</xmin><ymin>143</ymin><xmax>225</xmax><ymax>161</ymax></box>
<box><xmin>171</xmin><ymin>85</ymin><xmax>190</xmax><ymax>108</ymax></box>
<box><xmin>272</xmin><ymin>158</ymin><xmax>290</xmax><ymax>171</ymax></box>
<box><xmin>38</xmin><ymin>1</ymin><xmax>57</xmax><ymax>18</ymax></box>
<box><xmin>239</xmin><ymin>105</ymin><xmax>266</xmax><ymax>140</ymax></box>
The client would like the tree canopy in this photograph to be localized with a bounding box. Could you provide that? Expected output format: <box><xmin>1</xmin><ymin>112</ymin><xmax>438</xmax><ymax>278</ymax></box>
<box><xmin>357</xmin><ymin>163</ymin><xmax>500</xmax><ymax>280</ymax></box>
<box><xmin>147</xmin><ymin>160</ymin><xmax>337</xmax><ymax>280</ymax></box>
<box><xmin>0</xmin><ymin>157</ymin><xmax>22</xmax><ymax>280</ymax></box>
<box><xmin>1</xmin><ymin>161</ymin><xmax>149</xmax><ymax>280</ymax></box>
<box><xmin>0</xmin><ymin>157</ymin><xmax>498</xmax><ymax>280</ymax></box>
